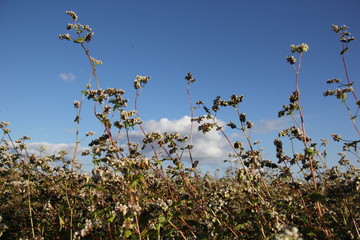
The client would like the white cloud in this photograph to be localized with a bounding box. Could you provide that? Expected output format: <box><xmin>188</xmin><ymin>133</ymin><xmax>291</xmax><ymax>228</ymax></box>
<box><xmin>25</xmin><ymin>142</ymin><xmax>84</xmax><ymax>160</ymax></box>
<box><xmin>124</xmin><ymin>116</ymin><xmax>231</xmax><ymax>165</ymax></box>
<box><xmin>17</xmin><ymin>117</ymin><xmax>291</xmax><ymax>169</ymax></box>
<box><xmin>59</xmin><ymin>72</ymin><xmax>76</xmax><ymax>82</ymax></box>
<box><xmin>12</xmin><ymin>142</ymin><xmax>94</xmax><ymax>170</ymax></box>
<box><xmin>19</xmin><ymin>116</ymin><xmax>235</xmax><ymax>168</ymax></box>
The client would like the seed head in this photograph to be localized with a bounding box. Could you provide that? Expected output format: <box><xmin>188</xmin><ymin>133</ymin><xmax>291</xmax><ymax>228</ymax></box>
<box><xmin>66</xmin><ymin>23</ymin><xmax>75</xmax><ymax>30</ymax></box>
<box><xmin>59</xmin><ymin>33</ymin><xmax>71</xmax><ymax>41</ymax></box>
<box><xmin>90</xmin><ymin>56</ymin><xmax>103</xmax><ymax>65</ymax></box>
<box><xmin>83</xmin><ymin>25</ymin><xmax>92</xmax><ymax>32</ymax></box>
<box><xmin>85</xmin><ymin>32</ymin><xmax>94</xmax><ymax>43</ymax></box>
<box><xmin>246</xmin><ymin>121</ymin><xmax>254</xmax><ymax>129</ymax></box>
<box><xmin>73</xmin><ymin>100</ymin><xmax>80</xmax><ymax>108</ymax></box>
<box><xmin>286</xmin><ymin>55</ymin><xmax>296</xmax><ymax>65</ymax></box>
<box><xmin>331</xmin><ymin>24</ymin><xmax>340</xmax><ymax>33</ymax></box>
<box><xmin>239</xmin><ymin>113</ymin><xmax>246</xmax><ymax>123</ymax></box>
<box><xmin>331</xmin><ymin>134</ymin><xmax>342</xmax><ymax>142</ymax></box>
<box><xmin>185</xmin><ymin>72</ymin><xmax>196</xmax><ymax>84</ymax></box>
<box><xmin>66</xmin><ymin>11</ymin><xmax>78</xmax><ymax>21</ymax></box>
<box><xmin>86</xmin><ymin>131</ymin><xmax>96</xmax><ymax>137</ymax></box>
<box><xmin>326</xmin><ymin>78</ymin><xmax>341</xmax><ymax>84</ymax></box>
<box><xmin>134</xmin><ymin>75</ymin><xmax>150</xmax><ymax>89</ymax></box>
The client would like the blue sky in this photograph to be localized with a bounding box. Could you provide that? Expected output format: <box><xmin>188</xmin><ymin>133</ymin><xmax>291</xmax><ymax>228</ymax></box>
<box><xmin>1</xmin><ymin>0</ymin><xmax>359</xmax><ymax>172</ymax></box>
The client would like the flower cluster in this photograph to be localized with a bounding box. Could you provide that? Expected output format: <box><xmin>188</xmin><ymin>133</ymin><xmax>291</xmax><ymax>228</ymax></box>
<box><xmin>275</xmin><ymin>226</ymin><xmax>303</xmax><ymax>240</ymax></box>
<box><xmin>59</xmin><ymin>11</ymin><xmax>95</xmax><ymax>48</ymax></box>
<box><xmin>90</xmin><ymin>56</ymin><xmax>103</xmax><ymax>65</ymax></box>
<box><xmin>323</xmin><ymin>87</ymin><xmax>353</xmax><ymax>100</ymax></box>
<box><xmin>185</xmin><ymin>72</ymin><xmax>196</xmax><ymax>84</ymax></box>
<box><xmin>286</xmin><ymin>43</ymin><xmax>309</xmax><ymax>65</ymax></box>
<box><xmin>66</xmin><ymin>11</ymin><xmax>78</xmax><ymax>21</ymax></box>
<box><xmin>290</xmin><ymin>43</ymin><xmax>309</xmax><ymax>53</ymax></box>
<box><xmin>0</xmin><ymin>121</ymin><xmax>11</xmax><ymax>131</ymax></box>
<box><xmin>134</xmin><ymin>75</ymin><xmax>150</xmax><ymax>89</ymax></box>
<box><xmin>331</xmin><ymin>24</ymin><xmax>356</xmax><ymax>44</ymax></box>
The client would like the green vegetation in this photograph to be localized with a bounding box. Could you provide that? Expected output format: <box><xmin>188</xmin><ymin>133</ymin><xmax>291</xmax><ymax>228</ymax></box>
<box><xmin>0</xmin><ymin>11</ymin><xmax>359</xmax><ymax>239</ymax></box>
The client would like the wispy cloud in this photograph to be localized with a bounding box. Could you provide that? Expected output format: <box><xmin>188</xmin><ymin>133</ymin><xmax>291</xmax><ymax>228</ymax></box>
<box><xmin>253</xmin><ymin>117</ymin><xmax>292</xmax><ymax>134</ymax></box>
<box><xmin>59</xmin><ymin>72</ymin><xmax>76</xmax><ymax>82</ymax></box>
<box><xmin>65</xmin><ymin>128</ymin><xmax>76</xmax><ymax>133</ymax></box>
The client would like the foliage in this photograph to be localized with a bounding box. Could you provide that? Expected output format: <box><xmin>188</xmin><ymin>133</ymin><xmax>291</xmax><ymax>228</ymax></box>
<box><xmin>0</xmin><ymin>12</ymin><xmax>359</xmax><ymax>239</ymax></box>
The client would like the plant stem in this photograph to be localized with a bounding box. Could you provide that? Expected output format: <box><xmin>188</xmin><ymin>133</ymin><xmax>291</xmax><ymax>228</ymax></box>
<box><xmin>186</xmin><ymin>84</ymin><xmax>195</xmax><ymax>166</ymax></box>
<box><xmin>27</xmin><ymin>175</ymin><xmax>35</xmax><ymax>238</ymax></box>
<box><xmin>295</xmin><ymin>53</ymin><xmax>318</xmax><ymax>190</ymax></box>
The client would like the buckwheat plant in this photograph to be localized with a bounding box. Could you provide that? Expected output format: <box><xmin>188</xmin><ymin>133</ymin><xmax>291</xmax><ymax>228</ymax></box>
<box><xmin>282</xmin><ymin>43</ymin><xmax>335</xmax><ymax>238</ymax></box>
<box><xmin>324</xmin><ymin>25</ymin><xmax>359</xmax><ymax>163</ymax></box>
<box><xmin>59</xmin><ymin>11</ymin><xmax>107</xmax><ymax>169</ymax></box>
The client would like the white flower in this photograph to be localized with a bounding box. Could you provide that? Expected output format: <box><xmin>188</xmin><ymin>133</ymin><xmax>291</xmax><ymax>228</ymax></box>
<box><xmin>275</xmin><ymin>226</ymin><xmax>303</xmax><ymax>240</ymax></box>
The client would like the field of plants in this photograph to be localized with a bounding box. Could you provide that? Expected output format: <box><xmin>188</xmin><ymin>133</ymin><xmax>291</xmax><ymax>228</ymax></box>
<box><xmin>0</xmin><ymin>11</ymin><xmax>359</xmax><ymax>239</ymax></box>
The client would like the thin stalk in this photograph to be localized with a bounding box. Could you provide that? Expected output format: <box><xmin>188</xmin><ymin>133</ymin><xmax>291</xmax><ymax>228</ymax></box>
<box><xmin>341</xmin><ymin>99</ymin><xmax>360</xmax><ymax>135</ymax></box>
<box><xmin>134</xmin><ymin>88</ymin><xmax>160</xmax><ymax>160</ymax></box>
<box><xmin>341</xmin><ymin>42</ymin><xmax>359</xmax><ymax>104</ymax></box>
<box><xmin>293</xmin><ymin>51</ymin><xmax>331</xmax><ymax>238</ymax></box>
<box><xmin>339</xmin><ymin>40</ymin><xmax>360</xmax><ymax>135</ymax></box>
<box><xmin>186</xmin><ymin>84</ymin><xmax>195</xmax><ymax>166</ymax></box>
<box><xmin>82</xmin><ymin>44</ymin><xmax>124</xmax><ymax>160</ymax></box>
<box><xmin>294</xmin><ymin>53</ymin><xmax>318</xmax><ymax>190</ymax></box>
<box><xmin>353</xmin><ymin>218</ymin><xmax>360</xmax><ymax>239</ymax></box>
<box><xmin>71</xmin><ymin>74</ymin><xmax>93</xmax><ymax>169</ymax></box>
<box><xmin>107</xmin><ymin>223</ymin><xmax>114</xmax><ymax>240</ymax></box>
<box><xmin>27</xmin><ymin>175</ymin><xmax>35</xmax><ymax>238</ymax></box>
<box><xmin>65</xmin><ymin>186</ymin><xmax>74</xmax><ymax>240</ymax></box>
<box><xmin>235</xmin><ymin>108</ymin><xmax>273</xmax><ymax>197</ymax></box>
<box><xmin>167</xmin><ymin>219</ymin><xmax>187</xmax><ymax>240</ymax></box>
<box><xmin>213</xmin><ymin>120</ymin><xmax>270</xmax><ymax>205</ymax></box>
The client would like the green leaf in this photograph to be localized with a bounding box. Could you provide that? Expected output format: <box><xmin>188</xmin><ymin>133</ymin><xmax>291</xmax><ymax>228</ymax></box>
<box><xmin>158</xmin><ymin>215</ymin><xmax>166</xmax><ymax>224</ymax></box>
<box><xmin>340</xmin><ymin>47</ymin><xmax>348</xmax><ymax>55</ymax></box>
<box><xmin>130</xmin><ymin>178</ymin><xmax>139</xmax><ymax>189</ymax></box>
<box><xmin>308</xmin><ymin>192</ymin><xmax>326</xmax><ymax>202</ymax></box>
<box><xmin>300</xmin><ymin>216</ymin><xmax>310</xmax><ymax>225</ymax></box>
<box><xmin>234</xmin><ymin>221</ymin><xmax>251</xmax><ymax>230</ymax></box>
<box><xmin>75</xmin><ymin>26</ymin><xmax>83</xmax><ymax>34</ymax></box>
<box><xmin>130</xmin><ymin>174</ymin><xmax>145</xmax><ymax>189</ymax></box>
<box><xmin>307</xmin><ymin>232</ymin><xmax>318</xmax><ymax>237</ymax></box>
<box><xmin>305</xmin><ymin>148</ymin><xmax>315</xmax><ymax>157</ymax></box>
<box><xmin>105</xmin><ymin>215</ymin><xmax>116</xmax><ymax>223</ymax></box>
<box><xmin>124</xmin><ymin>230</ymin><xmax>132</xmax><ymax>238</ymax></box>
<box><xmin>73</xmin><ymin>37</ymin><xmax>85</xmax><ymax>43</ymax></box>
